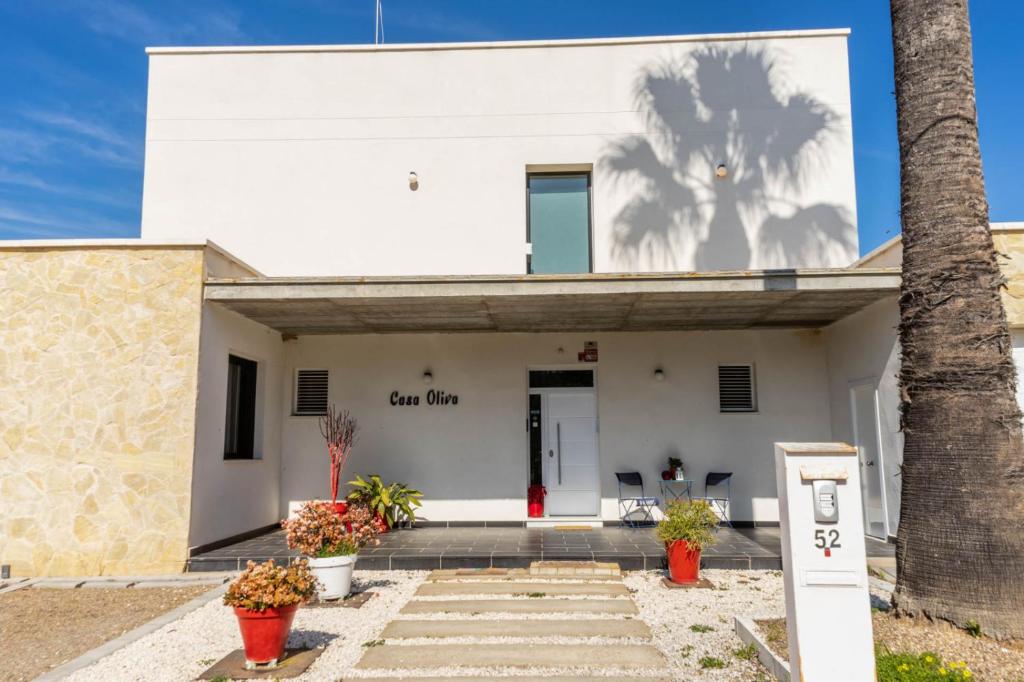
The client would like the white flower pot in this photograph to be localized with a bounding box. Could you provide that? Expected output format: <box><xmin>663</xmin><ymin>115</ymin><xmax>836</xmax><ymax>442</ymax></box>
<box><xmin>307</xmin><ymin>554</ymin><xmax>356</xmax><ymax>600</ymax></box>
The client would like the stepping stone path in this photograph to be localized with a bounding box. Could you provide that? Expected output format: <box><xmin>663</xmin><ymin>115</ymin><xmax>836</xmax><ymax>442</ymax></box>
<box><xmin>352</xmin><ymin>561</ymin><xmax>670</xmax><ymax>680</ymax></box>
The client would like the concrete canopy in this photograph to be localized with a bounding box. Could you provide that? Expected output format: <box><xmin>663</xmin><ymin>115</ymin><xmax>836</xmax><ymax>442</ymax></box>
<box><xmin>204</xmin><ymin>269</ymin><xmax>900</xmax><ymax>336</ymax></box>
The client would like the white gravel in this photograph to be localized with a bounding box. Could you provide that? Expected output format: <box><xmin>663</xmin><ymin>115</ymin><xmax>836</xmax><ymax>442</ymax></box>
<box><xmin>624</xmin><ymin>569</ymin><xmax>786</xmax><ymax>681</ymax></box>
<box><xmin>64</xmin><ymin>568</ymin><xmax>864</xmax><ymax>680</ymax></box>
<box><xmin>64</xmin><ymin>571</ymin><xmax>424</xmax><ymax>682</ymax></box>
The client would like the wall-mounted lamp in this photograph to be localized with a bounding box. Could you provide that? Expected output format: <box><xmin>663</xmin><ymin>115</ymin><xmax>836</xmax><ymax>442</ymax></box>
<box><xmin>408</xmin><ymin>171</ymin><xmax>419</xmax><ymax>190</ymax></box>
<box><xmin>422</xmin><ymin>370</ymin><xmax>433</xmax><ymax>385</ymax></box>
<box><xmin>715</xmin><ymin>164</ymin><xmax>728</xmax><ymax>179</ymax></box>
<box><xmin>653</xmin><ymin>368</ymin><xmax>666</xmax><ymax>382</ymax></box>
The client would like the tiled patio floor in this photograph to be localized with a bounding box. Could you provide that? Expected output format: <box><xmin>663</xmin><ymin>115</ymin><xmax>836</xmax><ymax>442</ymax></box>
<box><xmin>186</xmin><ymin>525</ymin><xmax>852</xmax><ymax>572</ymax></box>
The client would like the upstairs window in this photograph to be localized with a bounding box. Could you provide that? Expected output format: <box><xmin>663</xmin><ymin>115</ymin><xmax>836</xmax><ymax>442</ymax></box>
<box><xmin>527</xmin><ymin>173</ymin><xmax>592</xmax><ymax>274</ymax></box>
<box><xmin>718</xmin><ymin>364</ymin><xmax>757</xmax><ymax>413</ymax></box>
<box><xmin>224</xmin><ymin>354</ymin><xmax>258</xmax><ymax>459</ymax></box>
<box><xmin>294</xmin><ymin>369</ymin><xmax>329</xmax><ymax>416</ymax></box>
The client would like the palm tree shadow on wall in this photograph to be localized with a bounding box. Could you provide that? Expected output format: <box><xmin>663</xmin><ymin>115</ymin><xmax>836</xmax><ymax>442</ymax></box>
<box><xmin>601</xmin><ymin>47</ymin><xmax>856</xmax><ymax>271</ymax></box>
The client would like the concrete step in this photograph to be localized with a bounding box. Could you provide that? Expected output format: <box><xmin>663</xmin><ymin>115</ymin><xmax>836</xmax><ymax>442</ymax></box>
<box><xmin>416</xmin><ymin>581</ymin><xmax>629</xmax><ymax>597</ymax></box>
<box><xmin>401</xmin><ymin>598</ymin><xmax>637</xmax><ymax>615</ymax></box>
<box><xmin>530</xmin><ymin>561</ymin><xmax>620</xmax><ymax>577</ymax></box>
<box><xmin>344</xmin><ymin>677</ymin><xmax>671</xmax><ymax>681</ymax></box>
<box><xmin>380</xmin><ymin>618</ymin><xmax>651</xmax><ymax>640</ymax></box>
<box><xmin>427</xmin><ymin>568</ymin><xmax>621</xmax><ymax>583</ymax></box>
<box><xmin>342</xmin><ymin>671</ymin><xmax>671</xmax><ymax>675</ymax></box>
<box><xmin>356</xmin><ymin>643</ymin><xmax>666</xmax><ymax>670</ymax></box>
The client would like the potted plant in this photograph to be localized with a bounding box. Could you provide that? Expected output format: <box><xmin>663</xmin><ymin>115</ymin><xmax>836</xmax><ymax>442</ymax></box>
<box><xmin>223</xmin><ymin>559</ymin><xmax>317</xmax><ymax>669</ymax></box>
<box><xmin>319</xmin><ymin>405</ymin><xmax>358</xmax><ymax>515</ymax></box>
<box><xmin>655</xmin><ymin>500</ymin><xmax>719</xmax><ymax>584</ymax></box>
<box><xmin>348</xmin><ymin>475</ymin><xmax>423</xmax><ymax>532</ymax></box>
<box><xmin>281</xmin><ymin>501</ymin><xmax>380</xmax><ymax>600</ymax></box>
<box><xmin>668</xmin><ymin>457</ymin><xmax>684</xmax><ymax>480</ymax></box>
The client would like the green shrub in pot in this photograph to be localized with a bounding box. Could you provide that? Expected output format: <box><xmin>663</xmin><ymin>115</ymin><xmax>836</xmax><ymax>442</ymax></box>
<box><xmin>656</xmin><ymin>500</ymin><xmax>719</xmax><ymax>584</ymax></box>
<box><xmin>347</xmin><ymin>474</ymin><xmax>423</xmax><ymax>529</ymax></box>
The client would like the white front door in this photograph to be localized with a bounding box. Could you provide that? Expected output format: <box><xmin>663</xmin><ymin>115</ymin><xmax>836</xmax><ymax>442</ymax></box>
<box><xmin>850</xmin><ymin>382</ymin><xmax>887</xmax><ymax>539</ymax></box>
<box><xmin>545</xmin><ymin>391</ymin><xmax>599</xmax><ymax>516</ymax></box>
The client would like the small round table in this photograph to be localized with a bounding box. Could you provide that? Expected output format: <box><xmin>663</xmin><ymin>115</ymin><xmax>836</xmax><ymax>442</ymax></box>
<box><xmin>659</xmin><ymin>478</ymin><xmax>694</xmax><ymax>504</ymax></box>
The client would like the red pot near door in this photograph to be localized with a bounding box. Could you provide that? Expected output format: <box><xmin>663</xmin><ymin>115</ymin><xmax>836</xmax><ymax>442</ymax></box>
<box><xmin>665</xmin><ymin>540</ymin><xmax>701</xmax><ymax>584</ymax></box>
<box><xmin>527</xmin><ymin>484</ymin><xmax>546</xmax><ymax>518</ymax></box>
<box><xmin>233</xmin><ymin>604</ymin><xmax>299</xmax><ymax>667</ymax></box>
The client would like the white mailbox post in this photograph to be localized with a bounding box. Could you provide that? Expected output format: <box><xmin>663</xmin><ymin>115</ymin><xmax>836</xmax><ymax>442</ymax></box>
<box><xmin>774</xmin><ymin>443</ymin><xmax>875</xmax><ymax>681</ymax></box>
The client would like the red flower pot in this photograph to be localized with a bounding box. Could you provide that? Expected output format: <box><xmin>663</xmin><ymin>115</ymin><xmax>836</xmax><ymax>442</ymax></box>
<box><xmin>527</xmin><ymin>484</ymin><xmax>546</xmax><ymax>518</ymax></box>
<box><xmin>233</xmin><ymin>604</ymin><xmax>299</xmax><ymax>667</ymax></box>
<box><xmin>665</xmin><ymin>540</ymin><xmax>701</xmax><ymax>584</ymax></box>
<box><xmin>329</xmin><ymin>501</ymin><xmax>353</xmax><ymax>532</ymax></box>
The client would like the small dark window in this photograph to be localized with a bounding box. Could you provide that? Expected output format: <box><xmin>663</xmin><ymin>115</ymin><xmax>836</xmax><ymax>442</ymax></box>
<box><xmin>225</xmin><ymin>355</ymin><xmax>258</xmax><ymax>459</ymax></box>
<box><xmin>718</xmin><ymin>364</ymin><xmax>757</xmax><ymax>413</ymax></box>
<box><xmin>294</xmin><ymin>369</ymin><xmax>329</xmax><ymax>416</ymax></box>
<box><xmin>528</xmin><ymin>370</ymin><xmax>595</xmax><ymax>388</ymax></box>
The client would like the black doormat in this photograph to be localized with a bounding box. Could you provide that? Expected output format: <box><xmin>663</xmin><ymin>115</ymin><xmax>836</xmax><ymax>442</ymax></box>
<box><xmin>197</xmin><ymin>648</ymin><xmax>324</xmax><ymax>679</ymax></box>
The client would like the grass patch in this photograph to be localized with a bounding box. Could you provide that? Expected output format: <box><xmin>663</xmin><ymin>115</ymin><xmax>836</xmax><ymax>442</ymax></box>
<box><xmin>362</xmin><ymin>639</ymin><xmax>385</xmax><ymax>648</ymax></box>
<box><xmin>525</xmin><ymin>592</ymin><xmax>546</xmax><ymax>598</ymax></box>
<box><xmin>689</xmin><ymin>623</ymin><xmax>715</xmax><ymax>633</ymax></box>
<box><xmin>679</xmin><ymin>644</ymin><xmax>693</xmax><ymax>658</ymax></box>
<box><xmin>733</xmin><ymin>642</ymin><xmax>757</xmax><ymax>661</ymax></box>
<box><xmin>876</xmin><ymin>647</ymin><xmax>973</xmax><ymax>681</ymax></box>
<box><xmin>965</xmin><ymin>620</ymin><xmax>981</xmax><ymax>638</ymax></box>
<box><xmin>699</xmin><ymin>656</ymin><xmax>726</xmax><ymax>669</ymax></box>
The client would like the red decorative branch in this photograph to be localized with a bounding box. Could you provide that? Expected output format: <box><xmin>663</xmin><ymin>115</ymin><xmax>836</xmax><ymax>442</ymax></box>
<box><xmin>319</xmin><ymin>405</ymin><xmax>358</xmax><ymax>503</ymax></box>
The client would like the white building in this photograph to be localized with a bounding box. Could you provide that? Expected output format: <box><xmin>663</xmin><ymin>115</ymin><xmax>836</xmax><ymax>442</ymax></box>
<box><xmin>10</xmin><ymin>29</ymin><xmax>1020</xmax><ymax>576</ymax></box>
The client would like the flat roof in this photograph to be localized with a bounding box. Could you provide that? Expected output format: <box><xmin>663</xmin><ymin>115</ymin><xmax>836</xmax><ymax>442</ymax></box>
<box><xmin>146</xmin><ymin>28</ymin><xmax>850</xmax><ymax>56</ymax></box>
<box><xmin>205</xmin><ymin>268</ymin><xmax>898</xmax><ymax>336</ymax></box>
<box><xmin>0</xmin><ymin>238</ymin><xmax>262</xmax><ymax>276</ymax></box>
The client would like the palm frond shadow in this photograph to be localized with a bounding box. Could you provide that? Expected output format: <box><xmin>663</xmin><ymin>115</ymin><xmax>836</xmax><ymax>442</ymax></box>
<box><xmin>600</xmin><ymin>47</ymin><xmax>855</xmax><ymax>271</ymax></box>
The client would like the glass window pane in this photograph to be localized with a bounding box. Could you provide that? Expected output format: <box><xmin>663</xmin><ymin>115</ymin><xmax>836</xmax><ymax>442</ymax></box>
<box><xmin>529</xmin><ymin>174</ymin><xmax>591</xmax><ymax>273</ymax></box>
<box><xmin>225</xmin><ymin>354</ymin><xmax>258</xmax><ymax>459</ymax></box>
<box><xmin>529</xmin><ymin>370</ymin><xmax>595</xmax><ymax>388</ymax></box>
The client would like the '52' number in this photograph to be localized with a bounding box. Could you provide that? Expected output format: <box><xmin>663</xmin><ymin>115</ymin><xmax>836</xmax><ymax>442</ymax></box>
<box><xmin>814</xmin><ymin>529</ymin><xmax>841</xmax><ymax>549</ymax></box>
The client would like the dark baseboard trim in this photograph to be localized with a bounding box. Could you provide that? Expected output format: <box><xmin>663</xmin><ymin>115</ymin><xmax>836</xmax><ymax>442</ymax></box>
<box><xmin>188</xmin><ymin>523</ymin><xmax>279</xmax><ymax>558</ymax></box>
<box><xmin>417</xmin><ymin>520</ymin><xmax>529</xmax><ymax>528</ymax></box>
<box><xmin>415</xmin><ymin>519</ymin><xmax>779</xmax><ymax>529</ymax></box>
<box><xmin>606</xmin><ymin>520</ymin><xmax>776</xmax><ymax>529</ymax></box>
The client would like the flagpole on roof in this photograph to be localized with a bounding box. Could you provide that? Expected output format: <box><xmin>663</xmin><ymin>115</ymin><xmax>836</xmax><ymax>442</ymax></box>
<box><xmin>375</xmin><ymin>0</ymin><xmax>384</xmax><ymax>45</ymax></box>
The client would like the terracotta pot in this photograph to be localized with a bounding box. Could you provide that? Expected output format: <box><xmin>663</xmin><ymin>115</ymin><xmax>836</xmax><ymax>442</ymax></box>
<box><xmin>233</xmin><ymin>604</ymin><xmax>299</xmax><ymax>668</ymax></box>
<box><xmin>665</xmin><ymin>539</ymin><xmax>701</xmax><ymax>584</ymax></box>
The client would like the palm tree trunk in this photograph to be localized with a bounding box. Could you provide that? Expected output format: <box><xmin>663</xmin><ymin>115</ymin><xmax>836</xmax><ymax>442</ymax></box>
<box><xmin>891</xmin><ymin>0</ymin><xmax>1024</xmax><ymax>639</ymax></box>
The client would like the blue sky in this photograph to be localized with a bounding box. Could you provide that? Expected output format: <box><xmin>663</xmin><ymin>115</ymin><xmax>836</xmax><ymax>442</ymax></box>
<box><xmin>0</xmin><ymin>1</ymin><xmax>1021</xmax><ymax>254</ymax></box>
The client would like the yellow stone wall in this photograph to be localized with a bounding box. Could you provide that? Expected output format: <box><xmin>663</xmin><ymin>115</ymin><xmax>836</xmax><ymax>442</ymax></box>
<box><xmin>994</xmin><ymin>231</ymin><xmax>1024</xmax><ymax>328</ymax></box>
<box><xmin>0</xmin><ymin>247</ymin><xmax>205</xmax><ymax>576</ymax></box>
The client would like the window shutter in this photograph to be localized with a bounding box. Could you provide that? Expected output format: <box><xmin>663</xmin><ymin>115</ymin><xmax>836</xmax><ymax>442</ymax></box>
<box><xmin>294</xmin><ymin>369</ymin><xmax>329</xmax><ymax>415</ymax></box>
<box><xmin>718</xmin><ymin>365</ymin><xmax>756</xmax><ymax>412</ymax></box>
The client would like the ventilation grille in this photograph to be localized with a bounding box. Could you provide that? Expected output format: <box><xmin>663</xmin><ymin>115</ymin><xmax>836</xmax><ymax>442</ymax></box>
<box><xmin>718</xmin><ymin>365</ymin><xmax>756</xmax><ymax>412</ymax></box>
<box><xmin>294</xmin><ymin>369</ymin><xmax>328</xmax><ymax>416</ymax></box>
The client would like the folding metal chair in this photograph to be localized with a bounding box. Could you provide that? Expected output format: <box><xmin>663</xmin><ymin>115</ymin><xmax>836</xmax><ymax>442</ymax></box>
<box><xmin>698</xmin><ymin>472</ymin><xmax>734</xmax><ymax>528</ymax></box>
<box><xmin>615</xmin><ymin>472</ymin><xmax>659</xmax><ymax>528</ymax></box>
